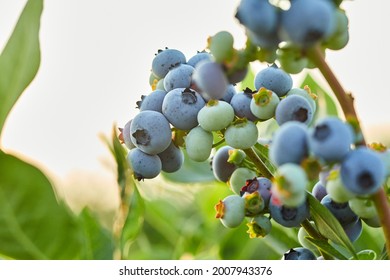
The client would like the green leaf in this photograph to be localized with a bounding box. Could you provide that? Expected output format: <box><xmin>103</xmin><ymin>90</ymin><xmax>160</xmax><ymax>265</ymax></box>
<box><xmin>253</xmin><ymin>142</ymin><xmax>277</xmax><ymax>175</ymax></box>
<box><xmin>299</xmin><ymin>73</ymin><xmax>339</xmax><ymax>121</ymax></box>
<box><xmin>101</xmin><ymin>126</ymin><xmax>130</xmax><ymax>198</ymax></box>
<box><xmin>0</xmin><ymin>151</ymin><xmax>83</xmax><ymax>259</ymax></box>
<box><xmin>0</xmin><ymin>0</ymin><xmax>43</xmax><ymax>134</ymax></box>
<box><xmin>307</xmin><ymin>193</ymin><xmax>358</xmax><ymax>259</ymax></box>
<box><xmin>353</xmin><ymin>249</ymin><xmax>377</xmax><ymax>260</ymax></box>
<box><xmin>237</xmin><ymin>66</ymin><xmax>255</xmax><ymax>91</ymax></box>
<box><xmin>121</xmin><ymin>186</ymin><xmax>145</xmax><ymax>256</ymax></box>
<box><xmin>305</xmin><ymin>237</ymin><xmax>348</xmax><ymax>260</ymax></box>
<box><xmin>78</xmin><ymin>209</ymin><xmax>115</xmax><ymax>260</ymax></box>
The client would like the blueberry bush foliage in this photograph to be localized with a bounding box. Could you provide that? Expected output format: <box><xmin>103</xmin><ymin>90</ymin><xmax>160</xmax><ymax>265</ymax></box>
<box><xmin>1</xmin><ymin>0</ymin><xmax>390</xmax><ymax>260</ymax></box>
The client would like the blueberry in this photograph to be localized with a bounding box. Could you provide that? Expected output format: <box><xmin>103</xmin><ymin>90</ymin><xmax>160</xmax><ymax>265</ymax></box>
<box><xmin>163</xmin><ymin>64</ymin><xmax>195</xmax><ymax>92</ymax></box>
<box><xmin>280</xmin><ymin>0</ymin><xmax>336</xmax><ymax>47</ymax></box>
<box><xmin>197</xmin><ymin>100</ymin><xmax>235</xmax><ymax>132</ymax></box>
<box><xmin>283</xmin><ymin>247</ymin><xmax>317</xmax><ymax>260</ymax></box>
<box><xmin>235</xmin><ymin>0</ymin><xmax>278</xmax><ymax>41</ymax></box>
<box><xmin>130</xmin><ymin>110</ymin><xmax>172</xmax><ymax>155</ymax></box>
<box><xmin>193</xmin><ymin>61</ymin><xmax>228</xmax><ymax>100</ymax></box>
<box><xmin>269</xmin><ymin>198</ymin><xmax>310</xmax><ymax>228</ymax></box>
<box><xmin>187</xmin><ymin>51</ymin><xmax>213</xmax><ymax>68</ymax></box>
<box><xmin>162</xmin><ymin>87</ymin><xmax>205</xmax><ymax>130</ymax></box>
<box><xmin>241</xmin><ymin>177</ymin><xmax>272</xmax><ymax>207</ymax></box>
<box><xmin>286</xmin><ymin>86</ymin><xmax>317</xmax><ymax>112</ymax></box>
<box><xmin>221</xmin><ymin>84</ymin><xmax>237</xmax><ymax>103</ymax></box>
<box><xmin>215</xmin><ymin>195</ymin><xmax>246</xmax><ymax>228</ymax></box>
<box><xmin>272</xmin><ymin>163</ymin><xmax>308</xmax><ymax>207</ymax></box>
<box><xmin>152</xmin><ymin>48</ymin><xmax>186</xmax><ymax>79</ymax></box>
<box><xmin>208</xmin><ymin>31</ymin><xmax>235</xmax><ymax>63</ymax></box>
<box><xmin>269</xmin><ymin>121</ymin><xmax>309</xmax><ymax>166</ymax></box>
<box><xmin>275</xmin><ymin>95</ymin><xmax>314</xmax><ymax>126</ymax></box>
<box><xmin>250</xmin><ymin>88</ymin><xmax>280</xmax><ymax>120</ymax></box>
<box><xmin>343</xmin><ymin>218</ymin><xmax>363</xmax><ymax>242</ymax></box>
<box><xmin>212</xmin><ymin>146</ymin><xmax>237</xmax><ymax>182</ymax></box>
<box><xmin>229</xmin><ymin>167</ymin><xmax>257</xmax><ymax>195</ymax></box>
<box><xmin>309</xmin><ymin>117</ymin><xmax>354</xmax><ymax>162</ymax></box>
<box><xmin>120</xmin><ymin>119</ymin><xmax>136</xmax><ymax>150</ymax></box>
<box><xmin>224</xmin><ymin>119</ymin><xmax>258</xmax><ymax>150</ymax></box>
<box><xmin>247</xmin><ymin>215</ymin><xmax>272</xmax><ymax>238</ymax></box>
<box><xmin>254</xmin><ymin>64</ymin><xmax>293</xmax><ymax>98</ymax></box>
<box><xmin>321</xmin><ymin>195</ymin><xmax>358</xmax><ymax>226</ymax></box>
<box><xmin>185</xmin><ymin>126</ymin><xmax>213</xmax><ymax>162</ymax></box>
<box><xmin>127</xmin><ymin>148</ymin><xmax>162</xmax><ymax>180</ymax></box>
<box><xmin>137</xmin><ymin>89</ymin><xmax>166</xmax><ymax>113</ymax></box>
<box><xmin>311</xmin><ymin>181</ymin><xmax>327</xmax><ymax>202</ymax></box>
<box><xmin>340</xmin><ymin>147</ymin><xmax>386</xmax><ymax>195</ymax></box>
<box><xmin>230</xmin><ymin>88</ymin><xmax>258</xmax><ymax>121</ymax></box>
<box><xmin>349</xmin><ymin>197</ymin><xmax>377</xmax><ymax>219</ymax></box>
<box><xmin>158</xmin><ymin>141</ymin><xmax>184</xmax><ymax>173</ymax></box>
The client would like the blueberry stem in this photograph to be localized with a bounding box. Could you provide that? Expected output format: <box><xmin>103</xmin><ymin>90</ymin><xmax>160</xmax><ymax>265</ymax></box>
<box><xmin>243</xmin><ymin>147</ymin><xmax>273</xmax><ymax>179</ymax></box>
<box><xmin>308</xmin><ymin>45</ymin><xmax>390</xmax><ymax>258</ymax></box>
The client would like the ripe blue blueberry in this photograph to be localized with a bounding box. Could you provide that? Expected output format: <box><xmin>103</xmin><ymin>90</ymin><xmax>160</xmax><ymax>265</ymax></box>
<box><xmin>254</xmin><ymin>64</ymin><xmax>293</xmax><ymax>98</ymax></box>
<box><xmin>121</xmin><ymin>120</ymin><xmax>135</xmax><ymax>150</ymax></box>
<box><xmin>321</xmin><ymin>194</ymin><xmax>358</xmax><ymax>226</ymax></box>
<box><xmin>212</xmin><ymin>146</ymin><xmax>237</xmax><ymax>182</ymax></box>
<box><xmin>152</xmin><ymin>48</ymin><xmax>186</xmax><ymax>78</ymax></box>
<box><xmin>137</xmin><ymin>89</ymin><xmax>166</xmax><ymax>113</ymax></box>
<box><xmin>309</xmin><ymin>117</ymin><xmax>354</xmax><ymax>162</ymax></box>
<box><xmin>269</xmin><ymin>197</ymin><xmax>310</xmax><ymax>228</ymax></box>
<box><xmin>311</xmin><ymin>181</ymin><xmax>328</xmax><ymax>202</ymax></box>
<box><xmin>158</xmin><ymin>142</ymin><xmax>184</xmax><ymax>173</ymax></box>
<box><xmin>283</xmin><ymin>247</ymin><xmax>317</xmax><ymax>260</ymax></box>
<box><xmin>280</xmin><ymin>0</ymin><xmax>336</xmax><ymax>47</ymax></box>
<box><xmin>275</xmin><ymin>95</ymin><xmax>314</xmax><ymax>126</ymax></box>
<box><xmin>235</xmin><ymin>0</ymin><xmax>278</xmax><ymax>36</ymax></box>
<box><xmin>127</xmin><ymin>148</ymin><xmax>162</xmax><ymax>180</ymax></box>
<box><xmin>269</xmin><ymin>121</ymin><xmax>309</xmax><ymax>166</ymax></box>
<box><xmin>193</xmin><ymin>61</ymin><xmax>228</xmax><ymax>100</ymax></box>
<box><xmin>343</xmin><ymin>218</ymin><xmax>363</xmax><ymax>242</ymax></box>
<box><xmin>230</xmin><ymin>88</ymin><xmax>258</xmax><ymax>121</ymax></box>
<box><xmin>130</xmin><ymin>110</ymin><xmax>172</xmax><ymax>155</ymax></box>
<box><xmin>187</xmin><ymin>51</ymin><xmax>213</xmax><ymax>68</ymax></box>
<box><xmin>340</xmin><ymin>147</ymin><xmax>386</xmax><ymax>195</ymax></box>
<box><xmin>162</xmin><ymin>87</ymin><xmax>205</xmax><ymax>130</ymax></box>
<box><xmin>163</xmin><ymin>64</ymin><xmax>195</xmax><ymax>92</ymax></box>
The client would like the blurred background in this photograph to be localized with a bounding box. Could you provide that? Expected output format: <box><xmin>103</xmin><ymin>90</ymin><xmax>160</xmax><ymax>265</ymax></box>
<box><xmin>0</xmin><ymin>0</ymin><xmax>389</xmax><ymax>259</ymax></box>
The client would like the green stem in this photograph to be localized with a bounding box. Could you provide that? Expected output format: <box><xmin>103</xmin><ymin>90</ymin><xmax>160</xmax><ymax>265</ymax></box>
<box><xmin>243</xmin><ymin>147</ymin><xmax>273</xmax><ymax>179</ymax></box>
<box><xmin>300</xmin><ymin>219</ymin><xmax>333</xmax><ymax>260</ymax></box>
<box><xmin>307</xmin><ymin>45</ymin><xmax>390</xmax><ymax>258</ymax></box>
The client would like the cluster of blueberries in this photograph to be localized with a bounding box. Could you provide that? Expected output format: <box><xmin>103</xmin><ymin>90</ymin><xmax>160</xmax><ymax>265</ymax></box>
<box><xmin>119</xmin><ymin>0</ymin><xmax>390</xmax><ymax>260</ymax></box>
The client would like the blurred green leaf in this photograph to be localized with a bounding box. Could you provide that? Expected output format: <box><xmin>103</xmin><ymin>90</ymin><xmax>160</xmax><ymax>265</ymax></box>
<box><xmin>101</xmin><ymin>126</ymin><xmax>130</xmax><ymax>198</ymax></box>
<box><xmin>299</xmin><ymin>73</ymin><xmax>339</xmax><ymax>121</ymax></box>
<box><xmin>0</xmin><ymin>0</ymin><xmax>43</xmax><ymax>134</ymax></box>
<box><xmin>353</xmin><ymin>249</ymin><xmax>377</xmax><ymax>260</ymax></box>
<box><xmin>238</xmin><ymin>66</ymin><xmax>255</xmax><ymax>91</ymax></box>
<box><xmin>305</xmin><ymin>237</ymin><xmax>347</xmax><ymax>260</ymax></box>
<box><xmin>0</xmin><ymin>151</ymin><xmax>83</xmax><ymax>259</ymax></box>
<box><xmin>78</xmin><ymin>209</ymin><xmax>115</xmax><ymax>260</ymax></box>
<box><xmin>121</xmin><ymin>186</ymin><xmax>145</xmax><ymax>256</ymax></box>
<box><xmin>307</xmin><ymin>193</ymin><xmax>358</xmax><ymax>259</ymax></box>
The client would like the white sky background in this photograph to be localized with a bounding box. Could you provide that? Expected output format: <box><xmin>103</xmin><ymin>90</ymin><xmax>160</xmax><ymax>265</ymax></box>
<box><xmin>0</xmin><ymin>0</ymin><xmax>390</xmax><ymax>182</ymax></box>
